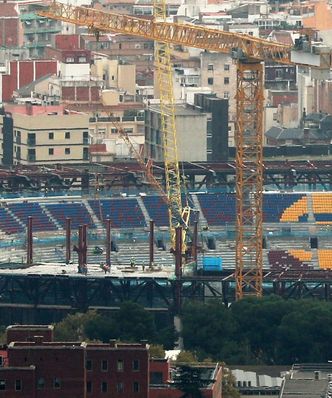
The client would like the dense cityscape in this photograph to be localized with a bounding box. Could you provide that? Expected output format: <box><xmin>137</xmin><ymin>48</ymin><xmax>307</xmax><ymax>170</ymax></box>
<box><xmin>0</xmin><ymin>0</ymin><xmax>331</xmax><ymax>396</ymax></box>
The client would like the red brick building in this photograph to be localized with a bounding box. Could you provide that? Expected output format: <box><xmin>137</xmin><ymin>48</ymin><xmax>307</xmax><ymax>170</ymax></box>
<box><xmin>0</xmin><ymin>326</ymin><xmax>223</xmax><ymax>398</ymax></box>
<box><xmin>6</xmin><ymin>325</ymin><xmax>54</xmax><ymax>345</ymax></box>
<box><xmin>0</xmin><ymin>60</ymin><xmax>58</xmax><ymax>102</ymax></box>
<box><xmin>0</xmin><ymin>3</ymin><xmax>22</xmax><ymax>48</ymax></box>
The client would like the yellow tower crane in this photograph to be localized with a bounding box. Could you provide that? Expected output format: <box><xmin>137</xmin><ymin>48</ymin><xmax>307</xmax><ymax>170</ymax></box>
<box><xmin>38</xmin><ymin>2</ymin><xmax>331</xmax><ymax>299</ymax></box>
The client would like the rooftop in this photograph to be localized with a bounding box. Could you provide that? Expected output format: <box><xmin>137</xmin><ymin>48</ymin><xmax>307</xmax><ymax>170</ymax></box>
<box><xmin>149</xmin><ymin>103</ymin><xmax>206</xmax><ymax>116</ymax></box>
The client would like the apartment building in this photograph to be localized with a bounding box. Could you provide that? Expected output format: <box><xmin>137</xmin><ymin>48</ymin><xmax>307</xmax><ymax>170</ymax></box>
<box><xmin>200</xmin><ymin>52</ymin><xmax>236</xmax><ymax>123</ymax></box>
<box><xmin>0</xmin><ymin>2</ymin><xmax>23</xmax><ymax>48</ymax></box>
<box><xmin>0</xmin><ymin>110</ymin><xmax>90</xmax><ymax>165</ymax></box>
<box><xmin>145</xmin><ymin>102</ymin><xmax>208</xmax><ymax>162</ymax></box>
<box><xmin>0</xmin><ymin>324</ymin><xmax>222</xmax><ymax>398</ymax></box>
<box><xmin>19</xmin><ymin>3</ymin><xmax>62</xmax><ymax>58</ymax></box>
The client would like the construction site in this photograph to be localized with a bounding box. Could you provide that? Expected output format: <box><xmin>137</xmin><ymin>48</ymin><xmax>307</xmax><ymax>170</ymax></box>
<box><xmin>0</xmin><ymin>1</ymin><xmax>331</xmax><ymax>324</ymax></box>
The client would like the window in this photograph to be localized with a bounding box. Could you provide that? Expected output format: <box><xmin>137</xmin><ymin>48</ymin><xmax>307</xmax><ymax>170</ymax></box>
<box><xmin>150</xmin><ymin>371</ymin><xmax>163</xmax><ymax>384</ymax></box>
<box><xmin>0</xmin><ymin>380</ymin><xmax>5</xmax><ymax>391</ymax></box>
<box><xmin>101</xmin><ymin>360</ymin><xmax>108</xmax><ymax>371</ymax></box>
<box><xmin>124</xmin><ymin>128</ymin><xmax>133</xmax><ymax>134</ymax></box>
<box><xmin>111</xmin><ymin>128</ymin><xmax>118</xmax><ymax>134</ymax></box>
<box><xmin>37</xmin><ymin>378</ymin><xmax>45</xmax><ymax>390</ymax></box>
<box><xmin>83</xmin><ymin>147</ymin><xmax>89</xmax><ymax>160</ymax></box>
<box><xmin>132</xmin><ymin>359</ymin><xmax>140</xmax><ymax>371</ymax></box>
<box><xmin>133</xmin><ymin>382</ymin><xmax>140</xmax><ymax>392</ymax></box>
<box><xmin>15</xmin><ymin>380</ymin><xmax>22</xmax><ymax>391</ymax></box>
<box><xmin>207</xmin><ymin>64</ymin><xmax>214</xmax><ymax>71</ymax></box>
<box><xmin>117</xmin><ymin>360</ymin><xmax>124</xmax><ymax>372</ymax></box>
<box><xmin>28</xmin><ymin>148</ymin><xmax>36</xmax><ymax>162</ymax></box>
<box><xmin>224</xmin><ymin>64</ymin><xmax>230</xmax><ymax>71</ymax></box>
<box><xmin>101</xmin><ymin>381</ymin><xmax>108</xmax><ymax>393</ymax></box>
<box><xmin>276</xmin><ymin>69</ymin><xmax>283</xmax><ymax>79</ymax></box>
<box><xmin>49</xmin><ymin>148</ymin><xmax>54</xmax><ymax>155</ymax></box>
<box><xmin>27</xmin><ymin>133</ymin><xmax>36</xmax><ymax>146</ymax></box>
<box><xmin>116</xmin><ymin>382</ymin><xmax>124</xmax><ymax>392</ymax></box>
<box><xmin>207</xmin><ymin>77</ymin><xmax>214</xmax><ymax>85</ymax></box>
<box><xmin>53</xmin><ymin>378</ymin><xmax>61</xmax><ymax>389</ymax></box>
<box><xmin>66</xmin><ymin>57</ymin><xmax>74</xmax><ymax>63</ymax></box>
<box><xmin>65</xmin><ymin>148</ymin><xmax>70</xmax><ymax>155</ymax></box>
<box><xmin>78</xmin><ymin>56</ymin><xmax>87</xmax><ymax>63</ymax></box>
<box><xmin>65</xmin><ymin>132</ymin><xmax>71</xmax><ymax>139</ymax></box>
<box><xmin>0</xmin><ymin>357</ymin><xmax>3</xmax><ymax>367</ymax></box>
<box><xmin>87</xmin><ymin>381</ymin><xmax>92</xmax><ymax>393</ymax></box>
<box><xmin>49</xmin><ymin>132</ymin><xmax>54</xmax><ymax>140</ymax></box>
<box><xmin>86</xmin><ymin>360</ymin><xmax>92</xmax><ymax>371</ymax></box>
<box><xmin>224</xmin><ymin>92</ymin><xmax>229</xmax><ymax>99</ymax></box>
<box><xmin>83</xmin><ymin>131</ymin><xmax>89</xmax><ymax>144</ymax></box>
<box><xmin>224</xmin><ymin>77</ymin><xmax>230</xmax><ymax>85</ymax></box>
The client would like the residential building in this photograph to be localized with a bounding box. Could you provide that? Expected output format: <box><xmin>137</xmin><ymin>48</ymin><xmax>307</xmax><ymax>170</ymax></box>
<box><xmin>0</xmin><ymin>107</ymin><xmax>90</xmax><ymax>166</ymax></box>
<box><xmin>0</xmin><ymin>48</ymin><xmax>29</xmax><ymax>65</ymax></box>
<box><xmin>194</xmin><ymin>93</ymin><xmax>229</xmax><ymax>161</ymax></box>
<box><xmin>92</xmin><ymin>59</ymin><xmax>136</xmax><ymax>96</ymax></box>
<box><xmin>6</xmin><ymin>325</ymin><xmax>54</xmax><ymax>345</ymax></box>
<box><xmin>19</xmin><ymin>2</ymin><xmax>62</xmax><ymax>58</ymax></box>
<box><xmin>82</xmin><ymin>34</ymin><xmax>154</xmax><ymax>85</ymax></box>
<box><xmin>89</xmin><ymin>113</ymin><xmax>145</xmax><ymax>160</ymax></box>
<box><xmin>0</xmin><ymin>59</ymin><xmax>59</xmax><ymax>103</ymax></box>
<box><xmin>150</xmin><ymin>358</ymin><xmax>223</xmax><ymax>398</ymax></box>
<box><xmin>200</xmin><ymin>52</ymin><xmax>236</xmax><ymax>125</ymax></box>
<box><xmin>145</xmin><ymin>102</ymin><xmax>208</xmax><ymax>162</ymax></box>
<box><xmin>0</xmin><ymin>325</ymin><xmax>222</xmax><ymax>398</ymax></box>
<box><xmin>280</xmin><ymin>363</ymin><xmax>332</xmax><ymax>398</ymax></box>
<box><xmin>0</xmin><ymin>2</ymin><xmax>23</xmax><ymax>48</ymax></box>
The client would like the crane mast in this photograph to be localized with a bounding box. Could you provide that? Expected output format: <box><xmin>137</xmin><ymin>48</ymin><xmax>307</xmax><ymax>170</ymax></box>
<box><xmin>153</xmin><ymin>0</ymin><xmax>190</xmax><ymax>254</ymax></box>
<box><xmin>39</xmin><ymin>1</ymin><xmax>312</xmax><ymax>299</ymax></box>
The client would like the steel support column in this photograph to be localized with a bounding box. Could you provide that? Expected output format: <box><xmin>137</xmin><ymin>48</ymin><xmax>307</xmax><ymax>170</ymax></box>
<box><xmin>106</xmin><ymin>218</ymin><xmax>111</xmax><ymax>267</ymax></box>
<box><xmin>27</xmin><ymin>216</ymin><xmax>33</xmax><ymax>265</ymax></box>
<box><xmin>65</xmin><ymin>218</ymin><xmax>71</xmax><ymax>264</ymax></box>
<box><xmin>192</xmin><ymin>220</ymin><xmax>198</xmax><ymax>263</ymax></box>
<box><xmin>82</xmin><ymin>224</ymin><xmax>87</xmax><ymax>265</ymax></box>
<box><xmin>235</xmin><ymin>61</ymin><xmax>264</xmax><ymax>299</ymax></box>
<box><xmin>149</xmin><ymin>219</ymin><xmax>155</xmax><ymax>266</ymax></box>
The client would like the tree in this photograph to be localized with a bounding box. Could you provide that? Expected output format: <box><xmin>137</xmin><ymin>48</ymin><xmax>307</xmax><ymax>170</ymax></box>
<box><xmin>54</xmin><ymin>311</ymin><xmax>100</xmax><ymax>341</ymax></box>
<box><xmin>149</xmin><ymin>344</ymin><xmax>166</xmax><ymax>359</ymax></box>
<box><xmin>176</xmin><ymin>350</ymin><xmax>197</xmax><ymax>364</ymax></box>
<box><xmin>181</xmin><ymin>301</ymin><xmax>236</xmax><ymax>360</ymax></box>
<box><xmin>115</xmin><ymin>301</ymin><xmax>157</xmax><ymax>342</ymax></box>
<box><xmin>222</xmin><ymin>366</ymin><xmax>240</xmax><ymax>398</ymax></box>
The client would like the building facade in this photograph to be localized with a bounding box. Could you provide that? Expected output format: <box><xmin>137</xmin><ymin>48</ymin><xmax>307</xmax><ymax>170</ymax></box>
<box><xmin>0</xmin><ymin>110</ymin><xmax>90</xmax><ymax>165</ymax></box>
<box><xmin>145</xmin><ymin>103</ymin><xmax>208</xmax><ymax>162</ymax></box>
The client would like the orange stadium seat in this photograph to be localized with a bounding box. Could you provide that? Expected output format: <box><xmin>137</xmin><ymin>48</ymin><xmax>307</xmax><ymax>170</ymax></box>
<box><xmin>289</xmin><ymin>249</ymin><xmax>312</xmax><ymax>262</ymax></box>
<box><xmin>318</xmin><ymin>249</ymin><xmax>332</xmax><ymax>269</ymax></box>
<box><xmin>280</xmin><ymin>197</ymin><xmax>308</xmax><ymax>222</ymax></box>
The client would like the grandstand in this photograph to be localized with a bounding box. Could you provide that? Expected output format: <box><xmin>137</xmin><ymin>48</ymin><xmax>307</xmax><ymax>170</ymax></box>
<box><xmin>0</xmin><ymin>191</ymin><xmax>331</xmax><ymax>270</ymax></box>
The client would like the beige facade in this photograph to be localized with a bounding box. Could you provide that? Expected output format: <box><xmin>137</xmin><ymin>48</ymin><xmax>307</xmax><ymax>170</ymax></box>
<box><xmin>92</xmin><ymin>59</ymin><xmax>136</xmax><ymax>95</ymax></box>
<box><xmin>145</xmin><ymin>104</ymin><xmax>207</xmax><ymax>162</ymax></box>
<box><xmin>89</xmin><ymin>115</ymin><xmax>145</xmax><ymax>160</ymax></box>
<box><xmin>0</xmin><ymin>113</ymin><xmax>90</xmax><ymax>165</ymax></box>
<box><xmin>200</xmin><ymin>52</ymin><xmax>237</xmax><ymax>120</ymax></box>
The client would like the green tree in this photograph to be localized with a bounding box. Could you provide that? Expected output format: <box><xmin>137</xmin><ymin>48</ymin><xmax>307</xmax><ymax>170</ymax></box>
<box><xmin>149</xmin><ymin>344</ymin><xmax>165</xmax><ymax>359</ymax></box>
<box><xmin>222</xmin><ymin>366</ymin><xmax>240</xmax><ymax>398</ymax></box>
<box><xmin>176</xmin><ymin>350</ymin><xmax>198</xmax><ymax>364</ymax></box>
<box><xmin>181</xmin><ymin>301</ymin><xmax>236</xmax><ymax>360</ymax></box>
<box><xmin>54</xmin><ymin>311</ymin><xmax>100</xmax><ymax>341</ymax></box>
<box><xmin>115</xmin><ymin>301</ymin><xmax>157</xmax><ymax>342</ymax></box>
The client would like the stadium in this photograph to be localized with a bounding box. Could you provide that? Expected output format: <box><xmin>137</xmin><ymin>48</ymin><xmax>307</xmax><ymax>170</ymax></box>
<box><xmin>0</xmin><ymin>160</ymin><xmax>331</xmax><ymax>324</ymax></box>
